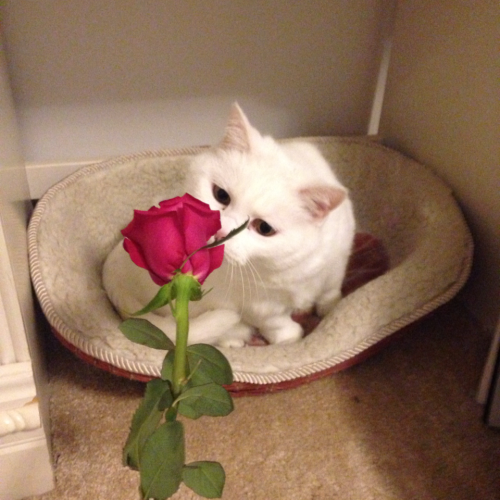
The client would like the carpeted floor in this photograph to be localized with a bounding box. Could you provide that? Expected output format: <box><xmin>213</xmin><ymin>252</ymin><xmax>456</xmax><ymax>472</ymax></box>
<box><xmin>26</xmin><ymin>299</ymin><xmax>500</xmax><ymax>500</ymax></box>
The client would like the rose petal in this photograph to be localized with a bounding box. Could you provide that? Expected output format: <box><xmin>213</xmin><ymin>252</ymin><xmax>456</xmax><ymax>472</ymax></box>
<box><xmin>122</xmin><ymin>209</ymin><xmax>186</xmax><ymax>285</ymax></box>
<box><xmin>207</xmin><ymin>244</ymin><xmax>225</xmax><ymax>279</ymax></box>
<box><xmin>123</xmin><ymin>238</ymin><xmax>148</xmax><ymax>268</ymax></box>
<box><xmin>158</xmin><ymin>196</ymin><xmax>184</xmax><ymax>211</ymax></box>
<box><xmin>183</xmin><ymin>203</ymin><xmax>221</xmax><ymax>251</ymax></box>
<box><xmin>181</xmin><ymin>202</ymin><xmax>222</xmax><ymax>282</ymax></box>
<box><xmin>121</xmin><ymin>194</ymin><xmax>224</xmax><ymax>286</ymax></box>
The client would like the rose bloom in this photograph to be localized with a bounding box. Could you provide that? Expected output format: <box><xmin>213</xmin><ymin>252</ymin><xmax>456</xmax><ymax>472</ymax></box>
<box><xmin>122</xmin><ymin>194</ymin><xmax>224</xmax><ymax>286</ymax></box>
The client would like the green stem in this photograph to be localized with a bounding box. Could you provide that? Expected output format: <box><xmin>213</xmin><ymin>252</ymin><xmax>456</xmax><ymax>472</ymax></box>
<box><xmin>171</xmin><ymin>273</ymin><xmax>192</xmax><ymax>396</ymax></box>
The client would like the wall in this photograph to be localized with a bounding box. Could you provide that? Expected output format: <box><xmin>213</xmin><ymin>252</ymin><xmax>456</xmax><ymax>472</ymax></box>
<box><xmin>1</xmin><ymin>0</ymin><xmax>389</xmax><ymax>165</ymax></box>
<box><xmin>380</xmin><ymin>1</ymin><xmax>500</xmax><ymax>329</ymax></box>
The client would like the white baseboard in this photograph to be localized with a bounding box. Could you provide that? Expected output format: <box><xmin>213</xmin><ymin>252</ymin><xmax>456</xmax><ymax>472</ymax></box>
<box><xmin>0</xmin><ymin>363</ymin><xmax>54</xmax><ymax>499</ymax></box>
<box><xmin>26</xmin><ymin>160</ymin><xmax>102</xmax><ymax>200</ymax></box>
<box><xmin>0</xmin><ymin>431</ymin><xmax>54</xmax><ymax>499</ymax></box>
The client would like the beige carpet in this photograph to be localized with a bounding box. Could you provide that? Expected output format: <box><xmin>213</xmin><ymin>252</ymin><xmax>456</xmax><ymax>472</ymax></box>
<box><xmin>26</xmin><ymin>299</ymin><xmax>500</xmax><ymax>500</ymax></box>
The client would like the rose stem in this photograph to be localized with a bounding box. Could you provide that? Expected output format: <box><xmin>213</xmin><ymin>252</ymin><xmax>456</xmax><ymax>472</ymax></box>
<box><xmin>171</xmin><ymin>273</ymin><xmax>191</xmax><ymax>397</ymax></box>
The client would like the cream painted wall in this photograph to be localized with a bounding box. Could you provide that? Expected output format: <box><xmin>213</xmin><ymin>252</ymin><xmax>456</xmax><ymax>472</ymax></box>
<box><xmin>1</xmin><ymin>0</ymin><xmax>389</xmax><ymax>163</ymax></box>
<box><xmin>380</xmin><ymin>1</ymin><xmax>500</xmax><ymax>330</ymax></box>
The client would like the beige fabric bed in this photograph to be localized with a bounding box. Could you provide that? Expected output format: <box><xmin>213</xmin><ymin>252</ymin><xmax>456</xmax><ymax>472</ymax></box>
<box><xmin>28</xmin><ymin>137</ymin><xmax>473</xmax><ymax>387</ymax></box>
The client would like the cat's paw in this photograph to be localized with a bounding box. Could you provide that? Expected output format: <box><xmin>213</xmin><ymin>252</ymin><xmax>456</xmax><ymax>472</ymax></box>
<box><xmin>217</xmin><ymin>322</ymin><xmax>254</xmax><ymax>348</ymax></box>
<box><xmin>217</xmin><ymin>337</ymin><xmax>246</xmax><ymax>348</ymax></box>
<box><xmin>260</xmin><ymin>317</ymin><xmax>303</xmax><ymax>345</ymax></box>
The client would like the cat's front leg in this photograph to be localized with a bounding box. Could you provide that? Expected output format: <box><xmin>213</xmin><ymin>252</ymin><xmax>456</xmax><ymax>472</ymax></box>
<box><xmin>217</xmin><ymin>321</ymin><xmax>256</xmax><ymax>348</ymax></box>
<box><xmin>187</xmin><ymin>309</ymin><xmax>254</xmax><ymax>347</ymax></box>
<box><xmin>259</xmin><ymin>314</ymin><xmax>303</xmax><ymax>345</ymax></box>
<box><xmin>316</xmin><ymin>288</ymin><xmax>342</xmax><ymax>317</ymax></box>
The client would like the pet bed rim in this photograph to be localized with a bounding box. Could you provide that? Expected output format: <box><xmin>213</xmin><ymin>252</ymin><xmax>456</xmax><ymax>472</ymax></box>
<box><xmin>28</xmin><ymin>137</ymin><xmax>474</xmax><ymax>386</ymax></box>
<box><xmin>30</xmin><ymin>231</ymin><xmax>473</xmax><ymax>386</ymax></box>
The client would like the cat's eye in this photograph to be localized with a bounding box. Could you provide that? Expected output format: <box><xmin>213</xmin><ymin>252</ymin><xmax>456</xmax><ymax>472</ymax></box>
<box><xmin>251</xmin><ymin>219</ymin><xmax>276</xmax><ymax>237</ymax></box>
<box><xmin>212</xmin><ymin>185</ymin><xmax>231</xmax><ymax>206</ymax></box>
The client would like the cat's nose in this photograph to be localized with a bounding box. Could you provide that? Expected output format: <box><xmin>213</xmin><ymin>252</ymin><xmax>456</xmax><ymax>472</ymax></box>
<box><xmin>216</xmin><ymin>215</ymin><xmax>243</xmax><ymax>241</ymax></box>
<box><xmin>215</xmin><ymin>228</ymin><xmax>228</xmax><ymax>241</ymax></box>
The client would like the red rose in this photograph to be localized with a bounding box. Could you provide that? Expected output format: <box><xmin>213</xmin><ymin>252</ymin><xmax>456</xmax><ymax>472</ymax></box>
<box><xmin>122</xmin><ymin>194</ymin><xmax>224</xmax><ymax>286</ymax></box>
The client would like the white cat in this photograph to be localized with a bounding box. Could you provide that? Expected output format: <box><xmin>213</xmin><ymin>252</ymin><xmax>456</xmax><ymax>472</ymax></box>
<box><xmin>102</xmin><ymin>103</ymin><xmax>355</xmax><ymax>347</ymax></box>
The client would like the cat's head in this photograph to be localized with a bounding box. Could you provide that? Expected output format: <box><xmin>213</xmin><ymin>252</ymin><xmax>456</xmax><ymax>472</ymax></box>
<box><xmin>188</xmin><ymin>103</ymin><xmax>350</xmax><ymax>269</ymax></box>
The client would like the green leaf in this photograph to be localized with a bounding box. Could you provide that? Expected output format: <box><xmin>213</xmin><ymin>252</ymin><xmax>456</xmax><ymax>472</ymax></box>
<box><xmin>131</xmin><ymin>283</ymin><xmax>175</xmax><ymax>316</ymax></box>
<box><xmin>123</xmin><ymin>378</ymin><xmax>170</xmax><ymax>469</ymax></box>
<box><xmin>183</xmin><ymin>461</ymin><xmax>226</xmax><ymax>498</ymax></box>
<box><xmin>140</xmin><ymin>421</ymin><xmax>185</xmax><ymax>500</ymax></box>
<box><xmin>119</xmin><ymin>318</ymin><xmax>175</xmax><ymax>350</ymax></box>
<box><xmin>177</xmin><ymin>383</ymin><xmax>234</xmax><ymax>420</ymax></box>
<box><xmin>157</xmin><ymin>382</ymin><xmax>174</xmax><ymax>412</ymax></box>
<box><xmin>203</xmin><ymin>219</ymin><xmax>249</xmax><ymax>249</ymax></box>
<box><xmin>187</xmin><ymin>344</ymin><xmax>233</xmax><ymax>386</ymax></box>
<box><xmin>160</xmin><ymin>349</ymin><xmax>175</xmax><ymax>381</ymax></box>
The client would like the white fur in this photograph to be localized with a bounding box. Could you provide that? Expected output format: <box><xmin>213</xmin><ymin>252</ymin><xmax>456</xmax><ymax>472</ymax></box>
<box><xmin>102</xmin><ymin>104</ymin><xmax>355</xmax><ymax>347</ymax></box>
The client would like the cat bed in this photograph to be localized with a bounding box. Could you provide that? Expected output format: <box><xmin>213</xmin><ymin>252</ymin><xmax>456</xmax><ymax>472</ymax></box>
<box><xmin>28</xmin><ymin>137</ymin><xmax>473</xmax><ymax>395</ymax></box>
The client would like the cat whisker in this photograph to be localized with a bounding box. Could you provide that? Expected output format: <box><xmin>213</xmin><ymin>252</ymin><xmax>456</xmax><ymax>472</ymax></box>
<box><xmin>242</xmin><ymin>264</ymin><xmax>257</xmax><ymax>310</ymax></box>
<box><xmin>222</xmin><ymin>261</ymin><xmax>235</xmax><ymax>305</ymax></box>
<box><xmin>244</xmin><ymin>263</ymin><xmax>258</xmax><ymax>302</ymax></box>
<box><xmin>236</xmin><ymin>263</ymin><xmax>246</xmax><ymax>316</ymax></box>
<box><xmin>246</xmin><ymin>258</ymin><xmax>268</xmax><ymax>303</ymax></box>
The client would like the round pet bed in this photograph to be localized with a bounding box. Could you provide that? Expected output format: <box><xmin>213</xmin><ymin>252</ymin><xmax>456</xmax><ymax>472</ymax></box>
<box><xmin>28</xmin><ymin>137</ymin><xmax>473</xmax><ymax>394</ymax></box>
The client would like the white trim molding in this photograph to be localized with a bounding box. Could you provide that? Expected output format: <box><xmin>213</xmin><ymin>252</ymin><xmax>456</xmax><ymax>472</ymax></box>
<box><xmin>0</xmin><ymin>400</ymin><xmax>40</xmax><ymax>437</ymax></box>
<box><xmin>0</xmin><ymin>361</ymin><xmax>53</xmax><ymax>498</ymax></box>
<box><xmin>0</xmin><ymin>362</ymin><xmax>37</xmax><ymax>409</ymax></box>
<box><xmin>0</xmin><ymin>223</ymin><xmax>31</xmax><ymax>364</ymax></box>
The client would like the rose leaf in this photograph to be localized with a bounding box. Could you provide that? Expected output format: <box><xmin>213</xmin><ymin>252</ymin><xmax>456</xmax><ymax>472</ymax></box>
<box><xmin>203</xmin><ymin>219</ymin><xmax>249</xmax><ymax>249</ymax></box>
<box><xmin>183</xmin><ymin>461</ymin><xmax>226</xmax><ymax>499</ymax></box>
<box><xmin>140</xmin><ymin>421</ymin><xmax>185</xmax><ymax>500</ymax></box>
<box><xmin>119</xmin><ymin>318</ymin><xmax>175</xmax><ymax>350</ymax></box>
<box><xmin>187</xmin><ymin>344</ymin><xmax>233</xmax><ymax>386</ymax></box>
<box><xmin>157</xmin><ymin>381</ymin><xmax>175</xmax><ymax>412</ymax></box>
<box><xmin>131</xmin><ymin>283</ymin><xmax>175</xmax><ymax>316</ymax></box>
<box><xmin>160</xmin><ymin>349</ymin><xmax>176</xmax><ymax>381</ymax></box>
<box><xmin>177</xmin><ymin>383</ymin><xmax>234</xmax><ymax>420</ymax></box>
<box><xmin>123</xmin><ymin>378</ymin><xmax>170</xmax><ymax>469</ymax></box>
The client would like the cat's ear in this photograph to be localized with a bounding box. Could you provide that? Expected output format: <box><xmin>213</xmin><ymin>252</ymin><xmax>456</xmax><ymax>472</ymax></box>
<box><xmin>300</xmin><ymin>186</ymin><xmax>347</xmax><ymax>222</ymax></box>
<box><xmin>218</xmin><ymin>102</ymin><xmax>262</xmax><ymax>152</ymax></box>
